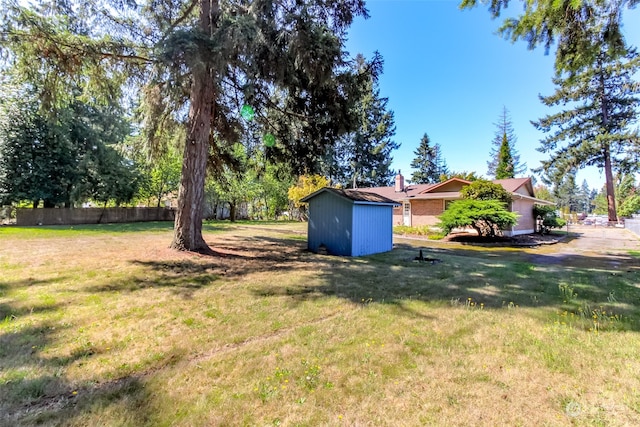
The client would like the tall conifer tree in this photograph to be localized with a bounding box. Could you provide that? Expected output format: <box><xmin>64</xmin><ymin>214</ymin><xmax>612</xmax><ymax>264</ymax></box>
<box><xmin>322</xmin><ymin>54</ymin><xmax>399</xmax><ymax>188</ymax></box>
<box><xmin>1</xmin><ymin>0</ymin><xmax>369</xmax><ymax>252</ymax></box>
<box><xmin>410</xmin><ymin>133</ymin><xmax>448</xmax><ymax>184</ymax></box>
<box><xmin>487</xmin><ymin>107</ymin><xmax>526</xmax><ymax>179</ymax></box>
<box><xmin>533</xmin><ymin>44</ymin><xmax>640</xmax><ymax>223</ymax></box>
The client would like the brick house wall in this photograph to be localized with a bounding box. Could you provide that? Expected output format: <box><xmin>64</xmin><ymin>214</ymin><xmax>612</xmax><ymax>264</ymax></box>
<box><xmin>393</xmin><ymin>206</ymin><xmax>403</xmax><ymax>225</ymax></box>
<box><xmin>411</xmin><ymin>200</ymin><xmax>444</xmax><ymax>226</ymax></box>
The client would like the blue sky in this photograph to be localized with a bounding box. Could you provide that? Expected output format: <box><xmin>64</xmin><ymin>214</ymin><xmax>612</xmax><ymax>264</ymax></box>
<box><xmin>344</xmin><ymin>0</ymin><xmax>640</xmax><ymax>190</ymax></box>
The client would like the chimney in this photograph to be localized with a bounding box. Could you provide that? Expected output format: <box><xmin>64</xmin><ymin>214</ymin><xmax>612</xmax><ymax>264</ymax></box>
<box><xmin>395</xmin><ymin>171</ymin><xmax>404</xmax><ymax>192</ymax></box>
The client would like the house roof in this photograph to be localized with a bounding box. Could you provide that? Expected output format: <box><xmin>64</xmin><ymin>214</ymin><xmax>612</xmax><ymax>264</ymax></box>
<box><xmin>493</xmin><ymin>177</ymin><xmax>532</xmax><ymax>194</ymax></box>
<box><xmin>300</xmin><ymin>187</ymin><xmax>401</xmax><ymax>206</ymax></box>
<box><xmin>362</xmin><ymin>183</ymin><xmax>436</xmax><ymax>201</ymax></box>
<box><xmin>360</xmin><ymin>177</ymin><xmax>555</xmax><ymax>205</ymax></box>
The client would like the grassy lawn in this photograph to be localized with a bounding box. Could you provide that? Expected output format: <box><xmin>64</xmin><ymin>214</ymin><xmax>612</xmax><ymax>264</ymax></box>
<box><xmin>1</xmin><ymin>222</ymin><xmax>640</xmax><ymax>426</ymax></box>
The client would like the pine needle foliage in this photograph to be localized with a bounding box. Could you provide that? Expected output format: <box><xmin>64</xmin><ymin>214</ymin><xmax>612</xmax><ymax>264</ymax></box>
<box><xmin>487</xmin><ymin>107</ymin><xmax>526</xmax><ymax>179</ymax></box>
<box><xmin>1</xmin><ymin>0</ymin><xmax>371</xmax><ymax>251</ymax></box>
<box><xmin>533</xmin><ymin>45</ymin><xmax>640</xmax><ymax>222</ymax></box>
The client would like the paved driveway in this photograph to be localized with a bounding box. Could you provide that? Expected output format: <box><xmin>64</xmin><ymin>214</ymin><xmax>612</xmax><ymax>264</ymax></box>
<box><xmin>563</xmin><ymin>224</ymin><xmax>640</xmax><ymax>253</ymax></box>
<box><xmin>528</xmin><ymin>225</ymin><xmax>640</xmax><ymax>269</ymax></box>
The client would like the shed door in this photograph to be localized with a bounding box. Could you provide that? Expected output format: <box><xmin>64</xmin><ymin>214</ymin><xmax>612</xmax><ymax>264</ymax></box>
<box><xmin>403</xmin><ymin>202</ymin><xmax>411</xmax><ymax>226</ymax></box>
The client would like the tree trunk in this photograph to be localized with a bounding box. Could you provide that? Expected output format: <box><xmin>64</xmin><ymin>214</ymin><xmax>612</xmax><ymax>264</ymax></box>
<box><xmin>597</xmin><ymin>55</ymin><xmax>617</xmax><ymax>224</ymax></box>
<box><xmin>229</xmin><ymin>202</ymin><xmax>236</xmax><ymax>222</ymax></box>
<box><xmin>603</xmin><ymin>143</ymin><xmax>618</xmax><ymax>223</ymax></box>
<box><xmin>170</xmin><ymin>0</ymin><xmax>217</xmax><ymax>252</ymax></box>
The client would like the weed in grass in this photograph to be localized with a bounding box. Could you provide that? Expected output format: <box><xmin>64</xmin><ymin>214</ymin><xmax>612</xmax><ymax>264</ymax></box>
<box><xmin>559</xmin><ymin>283</ymin><xmax>578</xmax><ymax>301</ymax></box>
<box><xmin>463</xmin><ymin>297</ymin><xmax>484</xmax><ymax>309</ymax></box>
<box><xmin>300</xmin><ymin>359</ymin><xmax>321</xmax><ymax>391</ymax></box>
<box><xmin>503</xmin><ymin>301</ymin><xmax>518</xmax><ymax>309</ymax></box>
<box><xmin>257</xmin><ymin>381</ymin><xmax>280</xmax><ymax>403</ymax></box>
<box><xmin>576</xmin><ymin>304</ymin><xmax>623</xmax><ymax>332</ymax></box>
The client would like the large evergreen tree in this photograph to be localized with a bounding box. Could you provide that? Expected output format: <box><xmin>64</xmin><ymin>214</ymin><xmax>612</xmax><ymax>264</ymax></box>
<box><xmin>533</xmin><ymin>43</ymin><xmax>640</xmax><ymax>223</ymax></box>
<box><xmin>461</xmin><ymin>0</ymin><xmax>636</xmax><ymax>74</ymax></box>
<box><xmin>410</xmin><ymin>133</ymin><xmax>448</xmax><ymax>184</ymax></box>
<box><xmin>320</xmin><ymin>54</ymin><xmax>398</xmax><ymax>188</ymax></box>
<box><xmin>487</xmin><ymin>107</ymin><xmax>526</xmax><ymax>179</ymax></box>
<box><xmin>0</xmin><ymin>81</ymin><xmax>137</xmax><ymax>207</ymax></box>
<box><xmin>1</xmin><ymin>0</ymin><xmax>368</xmax><ymax>252</ymax></box>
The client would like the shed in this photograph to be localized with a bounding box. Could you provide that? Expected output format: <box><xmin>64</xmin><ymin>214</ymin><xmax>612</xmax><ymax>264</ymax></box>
<box><xmin>300</xmin><ymin>187</ymin><xmax>400</xmax><ymax>256</ymax></box>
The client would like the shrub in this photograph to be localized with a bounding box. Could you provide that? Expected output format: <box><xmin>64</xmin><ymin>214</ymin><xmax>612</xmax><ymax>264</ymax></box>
<box><xmin>533</xmin><ymin>205</ymin><xmax>565</xmax><ymax>233</ymax></box>
<box><xmin>460</xmin><ymin>180</ymin><xmax>512</xmax><ymax>205</ymax></box>
<box><xmin>438</xmin><ymin>199</ymin><xmax>519</xmax><ymax>237</ymax></box>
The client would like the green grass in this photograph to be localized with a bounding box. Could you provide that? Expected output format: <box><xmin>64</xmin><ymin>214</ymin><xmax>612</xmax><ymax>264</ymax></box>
<box><xmin>1</xmin><ymin>222</ymin><xmax>639</xmax><ymax>425</ymax></box>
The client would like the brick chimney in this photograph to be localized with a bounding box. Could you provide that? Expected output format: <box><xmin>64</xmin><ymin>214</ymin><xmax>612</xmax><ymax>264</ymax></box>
<box><xmin>395</xmin><ymin>171</ymin><xmax>404</xmax><ymax>192</ymax></box>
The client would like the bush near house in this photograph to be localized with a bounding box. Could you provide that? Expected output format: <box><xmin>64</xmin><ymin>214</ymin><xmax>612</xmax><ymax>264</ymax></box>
<box><xmin>533</xmin><ymin>205</ymin><xmax>565</xmax><ymax>234</ymax></box>
<box><xmin>438</xmin><ymin>199</ymin><xmax>518</xmax><ymax>237</ymax></box>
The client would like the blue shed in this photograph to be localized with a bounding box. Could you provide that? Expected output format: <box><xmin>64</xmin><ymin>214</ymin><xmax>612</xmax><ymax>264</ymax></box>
<box><xmin>301</xmin><ymin>187</ymin><xmax>400</xmax><ymax>256</ymax></box>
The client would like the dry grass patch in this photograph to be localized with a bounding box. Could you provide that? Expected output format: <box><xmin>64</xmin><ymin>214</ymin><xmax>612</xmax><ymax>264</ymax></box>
<box><xmin>1</xmin><ymin>222</ymin><xmax>639</xmax><ymax>425</ymax></box>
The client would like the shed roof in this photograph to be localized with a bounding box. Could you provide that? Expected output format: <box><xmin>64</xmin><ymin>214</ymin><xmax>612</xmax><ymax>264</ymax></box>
<box><xmin>301</xmin><ymin>187</ymin><xmax>400</xmax><ymax>206</ymax></box>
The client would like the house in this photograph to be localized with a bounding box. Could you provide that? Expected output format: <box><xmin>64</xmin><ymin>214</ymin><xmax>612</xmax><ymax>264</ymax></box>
<box><xmin>300</xmin><ymin>187</ymin><xmax>400</xmax><ymax>256</ymax></box>
<box><xmin>363</xmin><ymin>173</ymin><xmax>554</xmax><ymax>236</ymax></box>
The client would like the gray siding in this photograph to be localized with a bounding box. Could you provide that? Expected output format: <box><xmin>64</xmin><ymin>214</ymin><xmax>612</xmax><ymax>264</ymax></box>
<box><xmin>351</xmin><ymin>204</ymin><xmax>393</xmax><ymax>256</ymax></box>
<box><xmin>307</xmin><ymin>192</ymin><xmax>353</xmax><ymax>256</ymax></box>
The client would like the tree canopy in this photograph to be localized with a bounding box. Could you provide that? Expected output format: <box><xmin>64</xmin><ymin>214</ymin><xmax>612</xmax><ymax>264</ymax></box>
<box><xmin>460</xmin><ymin>179</ymin><xmax>512</xmax><ymax>206</ymax></box>
<box><xmin>0</xmin><ymin>81</ymin><xmax>138</xmax><ymax>208</ymax></box>
<box><xmin>1</xmin><ymin>0</ymin><xmax>370</xmax><ymax>252</ymax></box>
<box><xmin>460</xmin><ymin>0</ymin><xmax>638</xmax><ymax>73</ymax></box>
<box><xmin>533</xmin><ymin>45</ymin><xmax>640</xmax><ymax>222</ymax></box>
<box><xmin>410</xmin><ymin>133</ymin><xmax>448</xmax><ymax>184</ymax></box>
<box><xmin>487</xmin><ymin>107</ymin><xmax>526</xmax><ymax>179</ymax></box>
<box><xmin>438</xmin><ymin>199</ymin><xmax>518</xmax><ymax>237</ymax></box>
<box><xmin>320</xmin><ymin>54</ymin><xmax>398</xmax><ymax>188</ymax></box>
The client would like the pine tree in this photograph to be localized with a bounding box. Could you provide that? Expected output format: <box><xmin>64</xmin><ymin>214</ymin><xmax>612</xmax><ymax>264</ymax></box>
<box><xmin>1</xmin><ymin>0</ymin><xmax>369</xmax><ymax>252</ymax></box>
<box><xmin>553</xmin><ymin>172</ymin><xmax>580</xmax><ymax>214</ymax></box>
<box><xmin>487</xmin><ymin>107</ymin><xmax>526</xmax><ymax>178</ymax></box>
<box><xmin>461</xmin><ymin>0</ymin><xmax>635</xmax><ymax>74</ymax></box>
<box><xmin>320</xmin><ymin>54</ymin><xmax>398</xmax><ymax>188</ymax></box>
<box><xmin>410</xmin><ymin>133</ymin><xmax>448</xmax><ymax>184</ymax></box>
<box><xmin>578</xmin><ymin>180</ymin><xmax>593</xmax><ymax>214</ymax></box>
<box><xmin>533</xmin><ymin>42</ymin><xmax>640</xmax><ymax>223</ymax></box>
<box><xmin>0</xmin><ymin>81</ymin><xmax>136</xmax><ymax>208</ymax></box>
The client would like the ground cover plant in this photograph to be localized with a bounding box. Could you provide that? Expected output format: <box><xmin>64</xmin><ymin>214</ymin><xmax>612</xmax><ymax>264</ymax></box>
<box><xmin>393</xmin><ymin>225</ymin><xmax>445</xmax><ymax>240</ymax></box>
<box><xmin>1</xmin><ymin>222</ymin><xmax>640</xmax><ymax>425</ymax></box>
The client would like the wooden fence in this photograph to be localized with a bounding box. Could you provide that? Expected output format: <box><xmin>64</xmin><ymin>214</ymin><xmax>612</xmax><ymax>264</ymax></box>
<box><xmin>16</xmin><ymin>207</ymin><xmax>175</xmax><ymax>226</ymax></box>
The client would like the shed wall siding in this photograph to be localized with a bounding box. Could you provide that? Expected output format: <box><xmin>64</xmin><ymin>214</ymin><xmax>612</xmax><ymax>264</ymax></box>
<box><xmin>307</xmin><ymin>192</ymin><xmax>353</xmax><ymax>256</ymax></box>
<box><xmin>352</xmin><ymin>204</ymin><xmax>393</xmax><ymax>256</ymax></box>
<box><xmin>410</xmin><ymin>200</ymin><xmax>443</xmax><ymax>226</ymax></box>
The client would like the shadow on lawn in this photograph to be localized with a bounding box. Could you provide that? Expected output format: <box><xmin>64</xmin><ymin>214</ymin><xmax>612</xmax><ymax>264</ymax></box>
<box><xmin>1</xmin><ymin>229</ymin><xmax>639</xmax><ymax>424</ymax></box>
<box><xmin>246</xmin><ymin>235</ymin><xmax>640</xmax><ymax>331</ymax></box>
<box><xmin>0</xmin><ymin>303</ymin><xmax>153</xmax><ymax>426</ymax></box>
